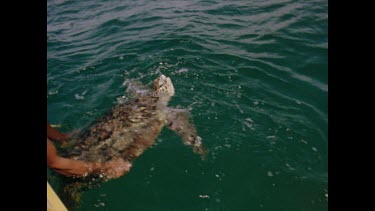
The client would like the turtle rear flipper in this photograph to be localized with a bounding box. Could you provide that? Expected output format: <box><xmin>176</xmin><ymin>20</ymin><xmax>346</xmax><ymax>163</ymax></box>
<box><xmin>60</xmin><ymin>175</ymin><xmax>106</xmax><ymax>209</ymax></box>
<box><xmin>166</xmin><ymin>108</ymin><xmax>207</xmax><ymax>159</ymax></box>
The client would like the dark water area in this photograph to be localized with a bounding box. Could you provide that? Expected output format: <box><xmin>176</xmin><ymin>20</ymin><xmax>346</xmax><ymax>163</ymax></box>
<box><xmin>47</xmin><ymin>0</ymin><xmax>327</xmax><ymax>210</ymax></box>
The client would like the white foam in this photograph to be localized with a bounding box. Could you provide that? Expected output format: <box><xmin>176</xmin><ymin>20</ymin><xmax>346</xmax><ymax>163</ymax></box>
<box><xmin>285</xmin><ymin>163</ymin><xmax>295</xmax><ymax>170</ymax></box>
<box><xmin>224</xmin><ymin>144</ymin><xmax>231</xmax><ymax>148</ymax></box>
<box><xmin>155</xmin><ymin>67</ymin><xmax>161</xmax><ymax>75</ymax></box>
<box><xmin>235</xmin><ymin>104</ymin><xmax>244</xmax><ymax>114</ymax></box>
<box><xmin>267</xmin><ymin>171</ymin><xmax>274</xmax><ymax>177</ymax></box>
<box><xmin>74</xmin><ymin>93</ymin><xmax>84</xmax><ymax>100</ymax></box>
<box><xmin>48</xmin><ymin>90</ymin><xmax>58</xmax><ymax>95</ymax></box>
<box><xmin>177</xmin><ymin>68</ymin><xmax>189</xmax><ymax>73</ymax></box>
<box><xmin>50</xmin><ymin>124</ymin><xmax>62</xmax><ymax>128</ymax></box>
<box><xmin>243</xmin><ymin>121</ymin><xmax>255</xmax><ymax>130</ymax></box>
<box><xmin>245</xmin><ymin>118</ymin><xmax>254</xmax><ymax>123</ymax></box>
<box><xmin>300</xmin><ymin>139</ymin><xmax>308</xmax><ymax>144</ymax></box>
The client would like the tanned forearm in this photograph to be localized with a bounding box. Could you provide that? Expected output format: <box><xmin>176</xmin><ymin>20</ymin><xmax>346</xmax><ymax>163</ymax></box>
<box><xmin>47</xmin><ymin>138</ymin><xmax>102</xmax><ymax>177</ymax></box>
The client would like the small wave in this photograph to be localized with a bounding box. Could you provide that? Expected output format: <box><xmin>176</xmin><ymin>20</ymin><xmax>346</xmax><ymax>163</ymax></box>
<box><xmin>176</xmin><ymin>68</ymin><xmax>189</xmax><ymax>73</ymax></box>
<box><xmin>74</xmin><ymin>93</ymin><xmax>85</xmax><ymax>100</ymax></box>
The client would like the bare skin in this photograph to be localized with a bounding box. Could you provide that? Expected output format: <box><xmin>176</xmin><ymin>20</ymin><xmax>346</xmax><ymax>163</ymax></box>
<box><xmin>47</xmin><ymin>123</ymin><xmax>132</xmax><ymax>178</ymax></box>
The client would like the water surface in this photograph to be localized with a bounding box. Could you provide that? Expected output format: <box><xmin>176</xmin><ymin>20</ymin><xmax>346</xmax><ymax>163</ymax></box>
<box><xmin>47</xmin><ymin>0</ymin><xmax>328</xmax><ymax>210</ymax></box>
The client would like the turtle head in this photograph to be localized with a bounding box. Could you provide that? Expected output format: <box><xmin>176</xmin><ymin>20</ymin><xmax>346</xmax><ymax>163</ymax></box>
<box><xmin>153</xmin><ymin>75</ymin><xmax>175</xmax><ymax>97</ymax></box>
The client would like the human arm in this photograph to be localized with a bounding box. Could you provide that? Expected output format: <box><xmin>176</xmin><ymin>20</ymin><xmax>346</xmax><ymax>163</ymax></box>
<box><xmin>47</xmin><ymin>138</ymin><xmax>131</xmax><ymax>178</ymax></box>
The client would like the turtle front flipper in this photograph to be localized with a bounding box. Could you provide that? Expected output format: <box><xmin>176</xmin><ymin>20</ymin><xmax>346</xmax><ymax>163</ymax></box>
<box><xmin>166</xmin><ymin>108</ymin><xmax>207</xmax><ymax>159</ymax></box>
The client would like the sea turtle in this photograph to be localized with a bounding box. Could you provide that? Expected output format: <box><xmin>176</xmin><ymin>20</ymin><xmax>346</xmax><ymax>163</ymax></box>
<box><xmin>59</xmin><ymin>74</ymin><xmax>206</xmax><ymax>207</ymax></box>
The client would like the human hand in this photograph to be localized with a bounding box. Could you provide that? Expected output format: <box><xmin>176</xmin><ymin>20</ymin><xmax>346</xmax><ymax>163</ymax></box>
<box><xmin>100</xmin><ymin>159</ymin><xmax>132</xmax><ymax>179</ymax></box>
<box><xmin>60</xmin><ymin>138</ymin><xmax>79</xmax><ymax>149</ymax></box>
<box><xmin>60</xmin><ymin>129</ymin><xmax>81</xmax><ymax>148</ymax></box>
<box><xmin>65</xmin><ymin>129</ymin><xmax>82</xmax><ymax>139</ymax></box>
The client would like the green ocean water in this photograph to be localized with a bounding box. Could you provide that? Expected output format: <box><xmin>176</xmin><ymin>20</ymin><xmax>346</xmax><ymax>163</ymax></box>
<box><xmin>47</xmin><ymin>0</ymin><xmax>328</xmax><ymax>210</ymax></box>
